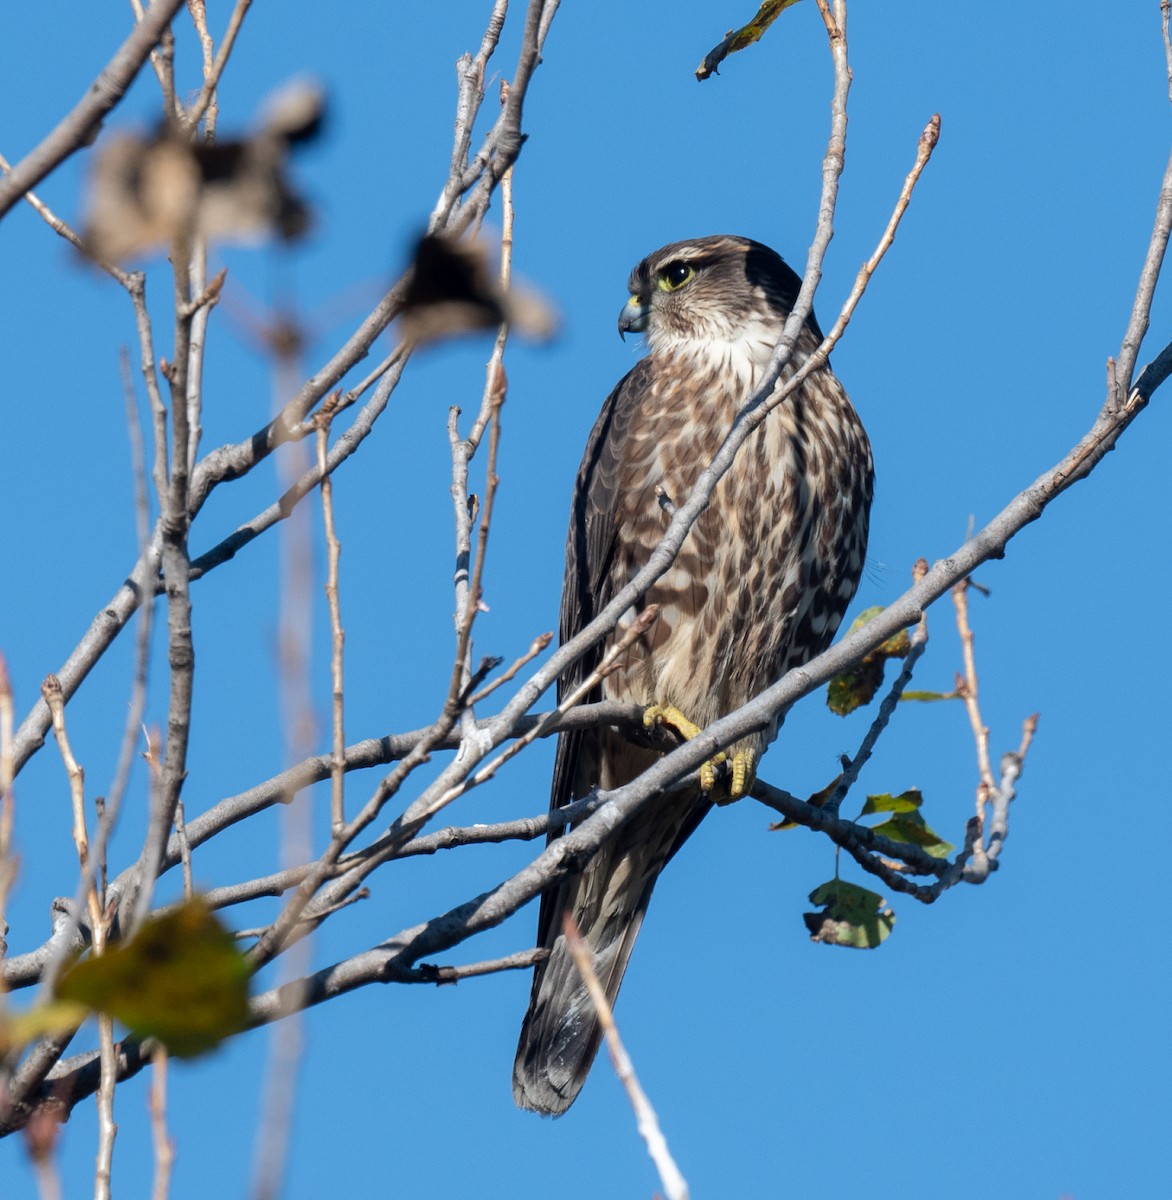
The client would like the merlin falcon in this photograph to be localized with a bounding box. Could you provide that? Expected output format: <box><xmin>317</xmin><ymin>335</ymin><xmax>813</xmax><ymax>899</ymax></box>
<box><xmin>513</xmin><ymin>235</ymin><xmax>874</xmax><ymax>1115</ymax></box>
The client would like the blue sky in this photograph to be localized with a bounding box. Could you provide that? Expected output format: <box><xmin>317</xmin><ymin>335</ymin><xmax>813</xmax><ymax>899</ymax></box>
<box><xmin>2</xmin><ymin>2</ymin><xmax>1170</xmax><ymax>1197</ymax></box>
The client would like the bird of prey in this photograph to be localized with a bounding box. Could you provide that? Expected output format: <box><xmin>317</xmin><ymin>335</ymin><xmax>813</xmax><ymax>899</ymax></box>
<box><xmin>513</xmin><ymin>234</ymin><xmax>874</xmax><ymax>1115</ymax></box>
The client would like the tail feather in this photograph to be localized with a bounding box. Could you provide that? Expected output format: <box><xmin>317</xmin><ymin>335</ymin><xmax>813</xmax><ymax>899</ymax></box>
<box><xmin>512</xmin><ymin>883</ymin><xmax>648</xmax><ymax>1114</ymax></box>
<box><xmin>512</xmin><ymin>788</ymin><xmax>709</xmax><ymax>1115</ymax></box>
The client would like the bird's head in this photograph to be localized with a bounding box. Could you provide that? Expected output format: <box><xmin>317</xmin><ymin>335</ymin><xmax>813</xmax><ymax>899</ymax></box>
<box><xmin>617</xmin><ymin>234</ymin><xmax>820</xmax><ymax>358</ymax></box>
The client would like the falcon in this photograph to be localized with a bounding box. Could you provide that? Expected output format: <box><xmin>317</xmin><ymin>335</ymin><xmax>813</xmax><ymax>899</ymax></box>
<box><xmin>513</xmin><ymin>235</ymin><xmax>874</xmax><ymax>1115</ymax></box>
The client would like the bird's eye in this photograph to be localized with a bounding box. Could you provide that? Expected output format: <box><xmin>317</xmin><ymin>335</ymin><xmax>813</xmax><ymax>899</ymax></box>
<box><xmin>657</xmin><ymin>263</ymin><xmax>695</xmax><ymax>292</ymax></box>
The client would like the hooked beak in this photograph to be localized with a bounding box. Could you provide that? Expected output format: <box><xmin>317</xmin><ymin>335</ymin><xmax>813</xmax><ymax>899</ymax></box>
<box><xmin>618</xmin><ymin>294</ymin><xmax>649</xmax><ymax>340</ymax></box>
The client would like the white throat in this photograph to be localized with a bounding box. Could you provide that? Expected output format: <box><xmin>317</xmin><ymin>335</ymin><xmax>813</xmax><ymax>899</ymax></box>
<box><xmin>648</xmin><ymin>313</ymin><xmax>806</xmax><ymax>398</ymax></box>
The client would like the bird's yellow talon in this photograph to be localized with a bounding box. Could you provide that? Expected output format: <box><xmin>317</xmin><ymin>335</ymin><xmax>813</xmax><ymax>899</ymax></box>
<box><xmin>644</xmin><ymin>703</ymin><xmax>746</xmax><ymax>796</ymax></box>
<box><xmin>729</xmin><ymin>749</ymin><xmax>756</xmax><ymax>799</ymax></box>
<box><xmin>643</xmin><ymin>703</ymin><xmax>703</xmax><ymax>741</ymax></box>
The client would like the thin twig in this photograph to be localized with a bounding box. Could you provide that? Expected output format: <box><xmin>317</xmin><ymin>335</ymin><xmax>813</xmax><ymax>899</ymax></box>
<box><xmin>0</xmin><ymin>153</ymin><xmax>132</xmax><ymax>286</ymax></box>
<box><xmin>447</xmin><ymin>361</ymin><xmax>507</xmax><ymax>716</ymax></box>
<box><xmin>148</xmin><ymin>1045</ymin><xmax>174</xmax><ymax>1200</ymax></box>
<box><xmin>186</xmin><ymin>0</ymin><xmax>217</xmax><ymax>136</ymax></box>
<box><xmin>431</xmin><ymin>0</ymin><xmax>511</xmax><ymax>229</ymax></box>
<box><xmin>951</xmin><ymin>579</ymin><xmax>997</xmax><ymax>802</ymax></box>
<box><xmin>129</xmin><ymin>225</ymin><xmax>198</xmax><ymax>934</ymax></box>
<box><xmin>173</xmin><ymin>799</ymin><xmax>194</xmax><ymax>900</ymax></box>
<box><xmin>128</xmin><ymin>0</ymin><xmax>179</xmax><ymax>119</ymax></box>
<box><xmin>396</xmin><ymin>947</ymin><xmax>548</xmax><ymax>985</ymax></box>
<box><xmin>329</xmin><ymin>345</ymin><xmax>407</xmax><ymax>420</ymax></box>
<box><xmin>825</xmin><ymin>558</ymin><xmax>930</xmax><ymax>814</ymax></box>
<box><xmin>1162</xmin><ymin>0</ymin><xmax>1172</xmax><ymax>105</ymax></box>
<box><xmin>446</xmin><ymin>140</ymin><xmax>518</xmax><ymax>735</ymax></box>
<box><xmin>817</xmin><ymin>113</ymin><xmax>941</xmax><ymax>352</ymax></box>
<box><xmin>438</xmin><ymin>607</ymin><xmax>661</xmax><ymax>808</ymax></box>
<box><xmin>94</xmin><ymin>1013</ymin><xmax>118</xmax><ymax>1200</ymax></box>
<box><xmin>40</xmin><ymin>676</ymin><xmax>117</xmax><ymax>1198</ymax></box>
<box><xmin>315</xmin><ymin>397</ymin><xmax>347</xmax><ymax>837</ymax></box>
<box><xmin>949</xmin><ymin>579</ymin><xmax>1040</xmax><ymax>884</ymax></box>
<box><xmin>233</xmin><ymin>889</ymin><xmax>369</xmax><ymax>941</ymax></box>
<box><xmin>468</xmin><ymin>632</ymin><xmax>553</xmax><ymax>704</ymax></box>
<box><xmin>562</xmin><ymin>915</ymin><xmax>690</xmax><ymax>1200</ymax></box>
<box><xmin>40</xmin><ymin>679</ymin><xmax>98</xmax><ymax>929</ymax></box>
<box><xmin>185</xmin><ymin>0</ymin><xmax>254</xmax><ymax>132</ymax></box>
<box><xmin>105</xmin><ymin>348</ymin><xmax>154</xmax><ymax>825</ymax></box>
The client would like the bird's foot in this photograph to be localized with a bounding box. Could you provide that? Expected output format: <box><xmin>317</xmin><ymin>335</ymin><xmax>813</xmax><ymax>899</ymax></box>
<box><xmin>721</xmin><ymin>747</ymin><xmax>756</xmax><ymax>805</ymax></box>
<box><xmin>643</xmin><ymin>702</ymin><xmax>704</xmax><ymax>741</ymax></box>
<box><xmin>642</xmin><ymin>704</ymin><xmax>754</xmax><ymax>799</ymax></box>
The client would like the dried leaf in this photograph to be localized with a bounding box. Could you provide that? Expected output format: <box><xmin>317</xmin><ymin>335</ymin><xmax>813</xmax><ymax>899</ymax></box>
<box><xmin>804</xmin><ymin>879</ymin><xmax>894</xmax><ymax>949</ymax></box>
<box><xmin>82</xmin><ymin>80</ymin><xmax>324</xmax><ymax>262</ymax></box>
<box><xmin>258</xmin><ymin>76</ymin><xmax>326</xmax><ymax>144</ymax></box>
<box><xmin>400</xmin><ymin>233</ymin><xmax>558</xmax><ymax>346</ymax></box>
<box><xmin>695</xmin><ymin>0</ymin><xmax>803</xmax><ymax>82</ymax></box>
<box><xmin>827</xmin><ymin>606</ymin><xmax>912</xmax><ymax>716</ymax></box>
<box><xmin>55</xmin><ymin>899</ymin><xmax>250</xmax><ymax>1058</ymax></box>
<box><xmin>769</xmin><ymin>772</ymin><xmax>841</xmax><ymax>831</ymax></box>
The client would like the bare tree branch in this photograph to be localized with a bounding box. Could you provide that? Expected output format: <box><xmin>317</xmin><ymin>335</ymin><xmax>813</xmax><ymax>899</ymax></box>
<box><xmin>0</xmin><ymin>0</ymin><xmax>187</xmax><ymax>219</ymax></box>
<box><xmin>8</xmin><ymin>0</ymin><xmax>558</xmax><ymax>782</ymax></box>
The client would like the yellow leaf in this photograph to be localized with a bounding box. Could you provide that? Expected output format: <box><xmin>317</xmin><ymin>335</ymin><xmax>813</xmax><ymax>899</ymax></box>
<box><xmin>0</xmin><ymin>1001</ymin><xmax>90</xmax><ymax>1055</ymax></box>
<box><xmin>696</xmin><ymin>0</ymin><xmax>804</xmax><ymax>81</ymax></box>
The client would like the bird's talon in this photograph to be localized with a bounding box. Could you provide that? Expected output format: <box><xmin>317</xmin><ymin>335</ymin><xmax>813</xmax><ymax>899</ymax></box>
<box><xmin>642</xmin><ymin>703</ymin><xmax>704</xmax><ymax>741</ymax></box>
<box><xmin>730</xmin><ymin>749</ymin><xmax>755</xmax><ymax>799</ymax></box>
<box><xmin>645</xmin><ymin>704</ymin><xmax>739</xmax><ymax>794</ymax></box>
<box><xmin>699</xmin><ymin>760</ymin><xmax>715</xmax><ymax>792</ymax></box>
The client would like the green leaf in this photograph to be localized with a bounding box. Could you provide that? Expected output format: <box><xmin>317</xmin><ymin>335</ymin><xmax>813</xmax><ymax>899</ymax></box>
<box><xmin>844</xmin><ymin>605</ymin><xmax>885</xmax><ymax>632</ymax></box>
<box><xmin>860</xmin><ymin>788</ymin><xmax>924</xmax><ymax>816</ymax></box>
<box><xmin>804</xmin><ymin>879</ymin><xmax>894</xmax><ymax>949</ymax></box>
<box><xmin>55</xmin><ymin>899</ymin><xmax>250</xmax><ymax>1058</ymax></box>
<box><xmin>695</xmin><ymin>0</ymin><xmax>804</xmax><ymax>81</ymax></box>
<box><xmin>869</xmin><ymin>811</ymin><xmax>955</xmax><ymax>859</ymax></box>
<box><xmin>826</xmin><ymin>607</ymin><xmax>912</xmax><ymax>716</ymax></box>
<box><xmin>899</xmin><ymin>690</ymin><xmax>958</xmax><ymax>703</ymax></box>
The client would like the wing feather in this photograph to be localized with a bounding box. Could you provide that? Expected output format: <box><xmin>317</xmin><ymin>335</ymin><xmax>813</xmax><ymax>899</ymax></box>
<box><xmin>535</xmin><ymin>358</ymin><xmax>652</xmax><ymax>957</ymax></box>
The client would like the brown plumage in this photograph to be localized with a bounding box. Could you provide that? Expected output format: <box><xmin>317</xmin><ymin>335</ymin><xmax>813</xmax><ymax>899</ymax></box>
<box><xmin>513</xmin><ymin>235</ymin><xmax>873</xmax><ymax>1115</ymax></box>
